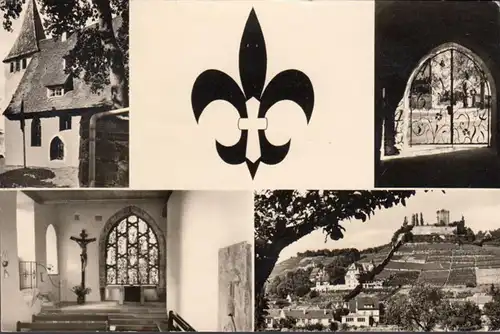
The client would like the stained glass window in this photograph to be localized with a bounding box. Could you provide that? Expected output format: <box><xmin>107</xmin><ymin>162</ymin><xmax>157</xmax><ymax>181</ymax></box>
<box><xmin>105</xmin><ymin>215</ymin><xmax>159</xmax><ymax>285</ymax></box>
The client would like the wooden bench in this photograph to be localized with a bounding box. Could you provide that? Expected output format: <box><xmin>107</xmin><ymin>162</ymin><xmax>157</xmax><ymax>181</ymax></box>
<box><xmin>32</xmin><ymin>314</ymin><xmax>109</xmax><ymax>323</ymax></box>
<box><xmin>16</xmin><ymin>321</ymin><xmax>108</xmax><ymax>332</ymax></box>
<box><xmin>167</xmin><ymin>311</ymin><xmax>196</xmax><ymax>332</ymax></box>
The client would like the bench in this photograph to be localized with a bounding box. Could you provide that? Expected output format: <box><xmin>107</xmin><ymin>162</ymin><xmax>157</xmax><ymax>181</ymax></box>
<box><xmin>16</xmin><ymin>321</ymin><xmax>109</xmax><ymax>332</ymax></box>
<box><xmin>32</xmin><ymin>314</ymin><xmax>109</xmax><ymax>323</ymax></box>
<box><xmin>167</xmin><ymin>311</ymin><xmax>196</xmax><ymax>331</ymax></box>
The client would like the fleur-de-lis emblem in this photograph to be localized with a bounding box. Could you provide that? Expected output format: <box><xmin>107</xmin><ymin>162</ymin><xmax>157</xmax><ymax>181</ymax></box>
<box><xmin>191</xmin><ymin>9</ymin><xmax>315</xmax><ymax>179</ymax></box>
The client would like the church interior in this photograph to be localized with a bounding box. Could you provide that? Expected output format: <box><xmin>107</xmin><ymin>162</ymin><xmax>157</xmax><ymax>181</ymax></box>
<box><xmin>0</xmin><ymin>190</ymin><xmax>254</xmax><ymax>332</ymax></box>
<box><xmin>375</xmin><ymin>1</ymin><xmax>500</xmax><ymax>188</ymax></box>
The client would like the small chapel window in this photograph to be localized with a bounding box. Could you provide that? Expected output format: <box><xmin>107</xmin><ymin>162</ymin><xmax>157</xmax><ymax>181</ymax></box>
<box><xmin>59</xmin><ymin>114</ymin><xmax>71</xmax><ymax>131</ymax></box>
<box><xmin>22</xmin><ymin>58</ymin><xmax>27</xmax><ymax>69</ymax></box>
<box><xmin>47</xmin><ymin>86</ymin><xmax>64</xmax><ymax>98</ymax></box>
<box><xmin>15</xmin><ymin>60</ymin><xmax>20</xmax><ymax>72</ymax></box>
<box><xmin>31</xmin><ymin>118</ymin><xmax>41</xmax><ymax>147</ymax></box>
<box><xmin>10</xmin><ymin>62</ymin><xmax>14</xmax><ymax>73</ymax></box>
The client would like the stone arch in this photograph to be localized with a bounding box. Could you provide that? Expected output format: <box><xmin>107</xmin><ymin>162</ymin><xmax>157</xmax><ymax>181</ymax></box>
<box><xmin>98</xmin><ymin>206</ymin><xmax>166</xmax><ymax>294</ymax></box>
<box><xmin>383</xmin><ymin>42</ymin><xmax>497</xmax><ymax>157</ymax></box>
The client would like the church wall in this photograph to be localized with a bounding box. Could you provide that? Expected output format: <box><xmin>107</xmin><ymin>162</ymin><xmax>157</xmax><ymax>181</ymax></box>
<box><xmin>412</xmin><ymin>225</ymin><xmax>457</xmax><ymax>236</ymax></box>
<box><xmin>4</xmin><ymin>115</ymin><xmax>81</xmax><ymax>168</ymax></box>
<box><xmin>0</xmin><ymin>191</ymin><xmax>41</xmax><ymax>331</ymax></box>
<box><xmin>54</xmin><ymin>199</ymin><xmax>166</xmax><ymax>302</ymax></box>
<box><xmin>166</xmin><ymin>190</ymin><xmax>254</xmax><ymax>331</ymax></box>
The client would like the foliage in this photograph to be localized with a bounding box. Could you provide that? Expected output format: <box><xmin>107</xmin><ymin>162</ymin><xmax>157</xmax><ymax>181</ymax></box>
<box><xmin>254</xmin><ymin>292</ymin><xmax>269</xmax><ymax>331</ymax></box>
<box><xmin>385</xmin><ymin>284</ymin><xmax>447</xmax><ymax>331</ymax></box>
<box><xmin>268</xmin><ymin>268</ymin><xmax>313</xmax><ymax>298</ymax></box>
<box><xmin>1</xmin><ymin>0</ymin><xmax>129</xmax><ymax>107</ymax></box>
<box><xmin>484</xmin><ymin>287</ymin><xmax>500</xmax><ymax>330</ymax></box>
<box><xmin>297</xmin><ymin>248</ymin><xmax>360</xmax><ymax>259</ymax></box>
<box><xmin>71</xmin><ymin>285</ymin><xmax>91</xmax><ymax>297</ymax></box>
<box><xmin>329</xmin><ymin>322</ymin><xmax>339</xmax><ymax>331</ymax></box>
<box><xmin>279</xmin><ymin>316</ymin><xmax>297</xmax><ymax>330</ymax></box>
<box><xmin>309</xmin><ymin>289</ymin><xmax>319</xmax><ymax>299</ymax></box>
<box><xmin>441</xmin><ymin>300</ymin><xmax>482</xmax><ymax>331</ymax></box>
<box><xmin>304</xmin><ymin>323</ymin><xmax>324</xmax><ymax>331</ymax></box>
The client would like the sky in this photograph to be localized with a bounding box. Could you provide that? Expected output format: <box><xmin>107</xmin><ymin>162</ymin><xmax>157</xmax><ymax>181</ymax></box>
<box><xmin>277</xmin><ymin>189</ymin><xmax>500</xmax><ymax>262</ymax></box>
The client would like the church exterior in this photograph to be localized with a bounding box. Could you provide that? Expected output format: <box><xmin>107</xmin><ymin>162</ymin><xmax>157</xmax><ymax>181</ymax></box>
<box><xmin>2</xmin><ymin>0</ymin><xmax>125</xmax><ymax>171</ymax></box>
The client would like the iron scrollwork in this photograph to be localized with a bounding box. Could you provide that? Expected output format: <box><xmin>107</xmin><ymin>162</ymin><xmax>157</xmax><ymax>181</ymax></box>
<box><xmin>396</xmin><ymin>48</ymin><xmax>491</xmax><ymax>147</ymax></box>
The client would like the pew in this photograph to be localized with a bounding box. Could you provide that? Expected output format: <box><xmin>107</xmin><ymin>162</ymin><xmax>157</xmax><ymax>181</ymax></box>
<box><xmin>32</xmin><ymin>314</ymin><xmax>109</xmax><ymax>323</ymax></box>
<box><xmin>16</xmin><ymin>320</ymin><xmax>108</xmax><ymax>332</ymax></box>
<box><xmin>167</xmin><ymin>310</ymin><xmax>196</xmax><ymax>331</ymax></box>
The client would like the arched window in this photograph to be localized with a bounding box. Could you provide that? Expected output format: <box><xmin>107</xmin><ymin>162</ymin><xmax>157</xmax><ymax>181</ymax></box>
<box><xmin>50</xmin><ymin>136</ymin><xmax>64</xmax><ymax>160</ymax></box>
<box><xmin>387</xmin><ymin>43</ymin><xmax>494</xmax><ymax>157</ymax></box>
<box><xmin>45</xmin><ymin>224</ymin><xmax>58</xmax><ymax>275</ymax></box>
<box><xmin>31</xmin><ymin>118</ymin><xmax>41</xmax><ymax>147</ymax></box>
<box><xmin>105</xmin><ymin>214</ymin><xmax>159</xmax><ymax>285</ymax></box>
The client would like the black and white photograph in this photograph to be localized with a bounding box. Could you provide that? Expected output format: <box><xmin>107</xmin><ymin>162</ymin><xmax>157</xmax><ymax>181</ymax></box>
<box><xmin>374</xmin><ymin>1</ymin><xmax>500</xmax><ymax>188</ymax></box>
<box><xmin>255</xmin><ymin>190</ymin><xmax>500</xmax><ymax>332</ymax></box>
<box><xmin>0</xmin><ymin>0</ymin><xmax>129</xmax><ymax>188</ymax></box>
<box><xmin>0</xmin><ymin>190</ymin><xmax>254</xmax><ymax>332</ymax></box>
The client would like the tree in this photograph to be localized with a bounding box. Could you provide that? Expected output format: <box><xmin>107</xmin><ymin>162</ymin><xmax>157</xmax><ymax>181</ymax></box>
<box><xmin>309</xmin><ymin>290</ymin><xmax>319</xmax><ymax>299</ymax></box>
<box><xmin>484</xmin><ymin>290</ymin><xmax>500</xmax><ymax>330</ymax></box>
<box><xmin>411</xmin><ymin>213</ymin><xmax>417</xmax><ymax>226</ymax></box>
<box><xmin>385</xmin><ymin>284</ymin><xmax>447</xmax><ymax>331</ymax></box>
<box><xmin>420</xmin><ymin>212</ymin><xmax>424</xmax><ymax>226</ymax></box>
<box><xmin>279</xmin><ymin>316</ymin><xmax>297</xmax><ymax>330</ymax></box>
<box><xmin>441</xmin><ymin>301</ymin><xmax>482</xmax><ymax>331</ymax></box>
<box><xmin>403</xmin><ymin>216</ymin><xmax>408</xmax><ymax>226</ymax></box>
<box><xmin>255</xmin><ymin>190</ymin><xmax>420</xmax><ymax>324</ymax></box>
<box><xmin>2</xmin><ymin>0</ymin><xmax>129</xmax><ymax>109</ymax></box>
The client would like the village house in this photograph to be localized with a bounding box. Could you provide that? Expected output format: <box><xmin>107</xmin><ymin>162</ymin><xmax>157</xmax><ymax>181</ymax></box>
<box><xmin>341</xmin><ymin>296</ymin><xmax>380</xmax><ymax>328</ymax></box>
<box><xmin>1</xmin><ymin>0</ymin><xmax>128</xmax><ymax>186</ymax></box>
<box><xmin>265</xmin><ymin>308</ymin><xmax>337</xmax><ymax>329</ymax></box>
<box><xmin>312</xmin><ymin>262</ymin><xmax>383</xmax><ymax>292</ymax></box>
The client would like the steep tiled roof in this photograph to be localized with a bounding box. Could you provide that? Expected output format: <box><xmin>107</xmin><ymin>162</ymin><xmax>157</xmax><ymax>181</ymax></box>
<box><xmin>348</xmin><ymin>296</ymin><xmax>379</xmax><ymax>313</ymax></box>
<box><xmin>4</xmin><ymin>17</ymin><xmax>123</xmax><ymax>116</ymax></box>
<box><xmin>3</xmin><ymin>0</ymin><xmax>46</xmax><ymax>62</ymax></box>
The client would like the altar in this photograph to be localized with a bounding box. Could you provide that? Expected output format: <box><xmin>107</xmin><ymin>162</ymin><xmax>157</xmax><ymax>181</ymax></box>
<box><xmin>102</xmin><ymin>285</ymin><xmax>162</xmax><ymax>304</ymax></box>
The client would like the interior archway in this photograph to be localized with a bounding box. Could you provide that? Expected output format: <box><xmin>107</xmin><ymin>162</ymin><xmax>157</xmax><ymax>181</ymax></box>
<box><xmin>99</xmin><ymin>206</ymin><xmax>166</xmax><ymax>303</ymax></box>
<box><xmin>383</xmin><ymin>43</ymin><xmax>497</xmax><ymax>159</ymax></box>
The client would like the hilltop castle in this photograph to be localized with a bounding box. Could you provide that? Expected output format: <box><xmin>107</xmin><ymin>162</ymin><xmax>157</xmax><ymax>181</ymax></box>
<box><xmin>410</xmin><ymin>209</ymin><xmax>458</xmax><ymax>236</ymax></box>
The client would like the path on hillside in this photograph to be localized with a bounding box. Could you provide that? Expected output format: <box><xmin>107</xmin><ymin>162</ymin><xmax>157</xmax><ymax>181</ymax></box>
<box><xmin>443</xmin><ymin>249</ymin><xmax>454</xmax><ymax>286</ymax></box>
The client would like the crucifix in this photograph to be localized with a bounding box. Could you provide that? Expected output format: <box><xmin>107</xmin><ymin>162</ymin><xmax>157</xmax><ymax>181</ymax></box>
<box><xmin>70</xmin><ymin>229</ymin><xmax>96</xmax><ymax>290</ymax></box>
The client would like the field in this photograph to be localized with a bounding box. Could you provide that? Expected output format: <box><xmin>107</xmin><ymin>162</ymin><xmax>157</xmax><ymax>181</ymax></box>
<box><xmin>272</xmin><ymin>243</ymin><xmax>500</xmax><ymax>288</ymax></box>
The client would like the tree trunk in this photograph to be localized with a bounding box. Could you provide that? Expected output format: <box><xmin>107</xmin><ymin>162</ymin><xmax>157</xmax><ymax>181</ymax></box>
<box><xmin>255</xmin><ymin>252</ymin><xmax>281</xmax><ymax>296</ymax></box>
<box><xmin>94</xmin><ymin>0</ymin><xmax>129</xmax><ymax>109</ymax></box>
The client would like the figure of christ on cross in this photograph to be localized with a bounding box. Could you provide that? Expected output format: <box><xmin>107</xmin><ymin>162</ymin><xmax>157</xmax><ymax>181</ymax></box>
<box><xmin>70</xmin><ymin>229</ymin><xmax>96</xmax><ymax>290</ymax></box>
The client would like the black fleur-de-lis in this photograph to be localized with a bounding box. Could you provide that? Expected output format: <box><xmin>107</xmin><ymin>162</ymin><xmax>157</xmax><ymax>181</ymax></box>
<box><xmin>191</xmin><ymin>8</ymin><xmax>315</xmax><ymax>179</ymax></box>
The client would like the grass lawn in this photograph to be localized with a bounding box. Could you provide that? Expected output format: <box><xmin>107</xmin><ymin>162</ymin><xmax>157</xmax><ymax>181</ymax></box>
<box><xmin>0</xmin><ymin>166</ymin><xmax>79</xmax><ymax>188</ymax></box>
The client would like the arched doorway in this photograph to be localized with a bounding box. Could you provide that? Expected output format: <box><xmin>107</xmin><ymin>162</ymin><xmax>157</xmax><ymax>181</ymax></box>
<box><xmin>385</xmin><ymin>43</ymin><xmax>496</xmax><ymax>158</ymax></box>
<box><xmin>99</xmin><ymin>206</ymin><xmax>166</xmax><ymax>304</ymax></box>
<box><xmin>49</xmin><ymin>136</ymin><xmax>64</xmax><ymax>161</ymax></box>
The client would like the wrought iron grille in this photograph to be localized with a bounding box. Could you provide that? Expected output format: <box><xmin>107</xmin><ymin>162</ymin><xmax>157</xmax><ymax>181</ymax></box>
<box><xmin>402</xmin><ymin>47</ymin><xmax>491</xmax><ymax>146</ymax></box>
<box><xmin>105</xmin><ymin>215</ymin><xmax>159</xmax><ymax>285</ymax></box>
<box><xmin>19</xmin><ymin>261</ymin><xmax>37</xmax><ymax>290</ymax></box>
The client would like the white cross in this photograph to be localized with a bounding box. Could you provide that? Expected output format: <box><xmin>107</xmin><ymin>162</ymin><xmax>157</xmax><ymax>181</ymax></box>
<box><xmin>238</xmin><ymin>98</ymin><xmax>268</xmax><ymax>163</ymax></box>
